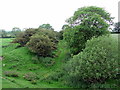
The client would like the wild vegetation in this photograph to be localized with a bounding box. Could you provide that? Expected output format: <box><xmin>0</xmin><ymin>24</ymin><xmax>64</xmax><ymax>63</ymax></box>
<box><xmin>1</xmin><ymin>6</ymin><xmax>120</xmax><ymax>89</ymax></box>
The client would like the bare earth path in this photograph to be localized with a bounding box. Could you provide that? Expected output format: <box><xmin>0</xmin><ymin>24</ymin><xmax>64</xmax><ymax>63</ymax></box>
<box><xmin>0</xmin><ymin>56</ymin><xmax>3</xmax><ymax>60</ymax></box>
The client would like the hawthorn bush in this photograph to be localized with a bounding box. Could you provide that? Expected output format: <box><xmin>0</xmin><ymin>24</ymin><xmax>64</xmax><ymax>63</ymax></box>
<box><xmin>26</xmin><ymin>34</ymin><xmax>55</xmax><ymax>57</ymax></box>
<box><xmin>64</xmin><ymin>35</ymin><xmax>119</xmax><ymax>86</ymax></box>
<box><xmin>13</xmin><ymin>28</ymin><xmax>38</xmax><ymax>46</ymax></box>
<box><xmin>37</xmin><ymin>28</ymin><xmax>59</xmax><ymax>44</ymax></box>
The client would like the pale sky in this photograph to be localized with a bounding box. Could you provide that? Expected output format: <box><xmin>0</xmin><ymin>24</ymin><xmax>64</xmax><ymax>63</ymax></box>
<box><xmin>0</xmin><ymin>0</ymin><xmax>119</xmax><ymax>31</ymax></box>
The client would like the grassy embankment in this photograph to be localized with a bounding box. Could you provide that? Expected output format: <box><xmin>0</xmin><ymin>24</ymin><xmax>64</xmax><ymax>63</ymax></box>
<box><xmin>1</xmin><ymin>34</ymin><xmax>120</xmax><ymax>88</ymax></box>
<box><xmin>1</xmin><ymin>38</ymin><xmax>70</xmax><ymax>88</ymax></box>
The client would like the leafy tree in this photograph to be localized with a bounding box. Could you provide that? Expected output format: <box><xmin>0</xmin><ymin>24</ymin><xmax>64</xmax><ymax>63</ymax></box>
<box><xmin>64</xmin><ymin>6</ymin><xmax>112</xmax><ymax>55</ymax></box>
<box><xmin>0</xmin><ymin>29</ymin><xmax>7</xmax><ymax>38</ymax></box>
<box><xmin>66</xmin><ymin>6</ymin><xmax>114</xmax><ymax>26</ymax></box>
<box><xmin>39</xmin><ymin>24</ymin><xmax>54</xmax><ymax>30</ymax></box>
<box><xmin>62</xmin><ymin>24</ymin><xmax>70</xmax><ymax>30</ymax></box>
<box><xmin>11</xmin><ymin>27</ymin><xmax>21</xmax><ymax>37</ymax></box>
<box><xmin>112</xmin><ymin>22</ymin><xmax>120</xmax><ymax>32</ymax></box>
<box><xmin>58</xmin><ymin>25</ymin><xmax>71</xmax><ymax>40</ymax></box>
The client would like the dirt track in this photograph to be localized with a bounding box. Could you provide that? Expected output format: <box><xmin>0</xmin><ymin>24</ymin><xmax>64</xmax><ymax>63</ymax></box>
<box><xmin>0</xmin><ymin>56</ymin><xmax>3</xmax><ymax>60</ymax></box>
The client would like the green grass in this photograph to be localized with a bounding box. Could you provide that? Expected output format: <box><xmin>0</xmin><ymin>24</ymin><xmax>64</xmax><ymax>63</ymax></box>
<box><xmin>0</xmin><ymin>38</ymin><xmax>14</xmax><ymax>46</ymax></box>
<box><xmin>2</xmin><ymin>38</ymin><xmax>70</xmax><ymax>88</ymax></box>
<box><xmin>1</xmin><ymin>34</ymin><xmax>120</xmax><ymax>88</ymax></box>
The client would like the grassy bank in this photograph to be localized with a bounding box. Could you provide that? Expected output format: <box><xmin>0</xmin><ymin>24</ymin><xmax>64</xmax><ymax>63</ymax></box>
<box><xmin>1</xmin><ymin>38</ymin><xmax>70</xmax><ymax>88</ymax></box>
<box><xmin>1</xmin><ymin>34</ymin><xmax>120</xmax><ymax>88</ymax></box>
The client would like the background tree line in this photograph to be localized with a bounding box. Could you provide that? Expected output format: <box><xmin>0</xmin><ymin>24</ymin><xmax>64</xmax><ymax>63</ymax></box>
<box><xmin>0</xmin><ymin>24</ymin><xmax>56</xmax><ymax>38</ymax></box>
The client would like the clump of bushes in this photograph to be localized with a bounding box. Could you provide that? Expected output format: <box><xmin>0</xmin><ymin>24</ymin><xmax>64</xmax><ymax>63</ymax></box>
<box><xmin>26</xmin><ymin>34</ymin><xmax>55</xmax><ymax>57</ymax></box>
<box><xmin>23</xmin><ymin>72</ymin><xmax>39</xmax><ymax>81</ymax></box>
<box><xmin>13</xmin><ymin>28</ymin><xmax>59</xmax><ymax>57</ymax></box>
<box><xmin>37</xmin><ymin>28</ymin><xmax>59</xmax><ymax>44</ymax></box>
<box><xmin>4</xmin><ymin>71</ymin><xmax>19</xmax><ymax>77</ymax></box>
<box><xmin>64</xmin><ymin>35</ymin><xmax>119</xmax><ymax>86</ymax></box>
<box><xmin>13</xmin><ymin>28</ymin><xmax>38</xmax><ymax>46</ymax></box>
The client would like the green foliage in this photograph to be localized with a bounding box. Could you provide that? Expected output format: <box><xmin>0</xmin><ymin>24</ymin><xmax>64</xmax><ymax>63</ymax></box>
<box><xmin>0</xmin><ymin>28</ymin><xmax>22</xmax><ymax>38</ymax></box>
<box><xmin>26</xmin><ymin>34</ymin><xmax>55</xmax><ymax>57</ymax></box>
<box><xmin>64</xmin><ymin>6</ymin><xmax>111</xmax><ymax>55</ymax></box>
<box><xmin>11</xmin><ymin>27</ymin><xmax>22</xmax><ymax>37</ymax></box>
<box><xmin>13</xmin><ymin>28</ymin><xmax>59</xmax><ymax>48</ymax></box>
<box><xmin>64</xmin><ymin>25</ymin><xmax>109</xmax><ymax>55</ymax></box>
<box><xmin>65</xmin><ymin>35</ymin><xmax>119</xmax><ymax>86</ymax></box>
<box><xmin>0</xmin><ymin>29</ymin><xmax>7</xmax><ymax>38</ymax></box>
<box><xmin>2</xmin><ymin>35</ymin><xmax>120</xmax><ymax>88</ymax></box>
<box><xmin>37</xmin><ymin>28</ymin><xmax>59</xmax><ymax>44</ymax></box>
<box><xmin>25</xmin><ymin>28</ymin><xmax>59</xmax><ymax>57</ymax></box>
<box><xmin>39</xmin><ymin>24</ymin><xmax>54</xmax><ymax>30</ymax></box>
<box><xmin>66</xmin><ymin>6</ymin><xmax>114</xmax><ymax>26</ymax></box>
<box><xmin>59</xmin><ymin>25</ymin><xmax>71</xmax><ymax>40</ymax></box>
<box><xmin>13</xmin><ymin>28</ymin><xmax>38</xmax><ymax>46</ymax></box>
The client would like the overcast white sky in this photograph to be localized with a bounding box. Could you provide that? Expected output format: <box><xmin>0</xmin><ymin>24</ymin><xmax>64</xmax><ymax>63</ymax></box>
<box><xmin>0</xmin><ymin>0</ymin><xmax>119</xmax><ymax>31</ymax></box>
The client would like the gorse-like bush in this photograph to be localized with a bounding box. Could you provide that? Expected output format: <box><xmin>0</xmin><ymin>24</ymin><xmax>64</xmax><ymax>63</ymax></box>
<box><xmin>26</xmin><ymin>34</ymin><xmax>55</xmax><ymax>57</ymax></box>
<box><xmin>65</xmin><ymin>35</ymin><xmax>119</xmax><ymax>86</ymax></box>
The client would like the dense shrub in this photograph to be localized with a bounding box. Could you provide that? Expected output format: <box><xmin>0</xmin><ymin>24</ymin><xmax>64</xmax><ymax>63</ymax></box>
<box><xmin>64</xmin><ymin>35</ymin><xmax>119</xmax><ymax>86</ymax></box>
<box><xmin>37</xmin><ymin>28</ymin><xmax>59</xmax><ymax>44</ymax></box>
<box><xmin>13</xmin><ymin>28</ymin><xmax>59</xmax><ymax>57</ymax></box>
<box><xmin>13</xmin><ymin>28</ymin><xmax>38</xmax><ymax>46</ymax></box>
<box><xmin>58</xmin><ymin>30</ymin><xmax>64</xmax><ymax>40</ymax></box>
<box><xmin>26</xmin><ymin>34</ymin><xmax>55</xmax><ymax>57</ymax></box>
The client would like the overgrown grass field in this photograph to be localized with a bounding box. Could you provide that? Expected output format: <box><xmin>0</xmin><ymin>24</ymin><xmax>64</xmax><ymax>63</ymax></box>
<box><xmin>1</xmin><ymin>34</ymin><xmax>120</xmax><ymax>88</ymax></box>
<box><xmin>1</xmin><ymin>38</ymin><xmax>70</xmax><ymax>88</ymax></box>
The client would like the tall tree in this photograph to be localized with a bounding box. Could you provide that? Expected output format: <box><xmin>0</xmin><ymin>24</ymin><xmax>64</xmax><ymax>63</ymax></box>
<box><xmin>12</xmin><ymin>27</ymin><xmax>21</xmax><ymax>37</ymax></box>
<box><xmin>66</xmin><ymin>6</ymin><xmax>114</xmax><ymax>27</ymax></box>
<box><xmin>0</xmin><ymin>29</ymin><xmax>7</xmax><ymax>38</ymax></box>
<box><xmin>39</xmin><ymin>24</ymin><xmax>54</xmax><ymax>30</ymax></box>
<box><xmin>64</xmin><ymin>6</ymin><xmax>113</xmax><ymax>55</ymax></box>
